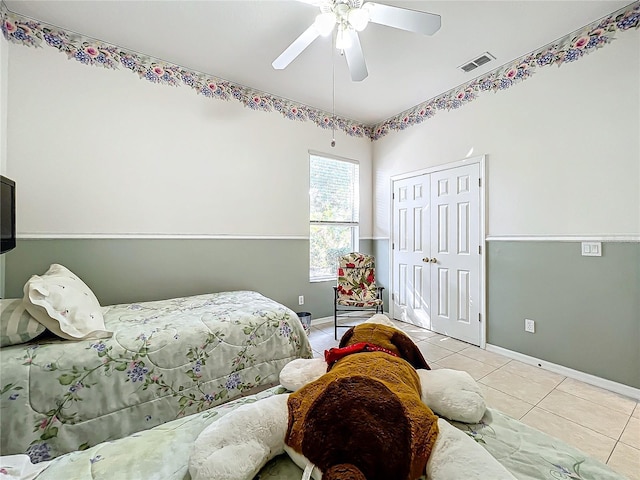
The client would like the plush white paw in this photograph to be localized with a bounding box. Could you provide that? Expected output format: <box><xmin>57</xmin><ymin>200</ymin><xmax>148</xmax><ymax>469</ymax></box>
<box><xmin>279</xmin><ymin>357</ymin><xmax>327</xmax><ymax>391</ymax></box>
<box><xmin>427</xmin><ymin>419</ymin><xmax>516</xmax><ymax>480</ymax></box>
<box><xmin>418</xmin><ymin>368</ymin><xmax>486</xmax><ymax>423</ymax></box>
<box><xmin>189</xmin><ymin>394</ymin><xmax>289</xmax><ymax>480</ymax></box>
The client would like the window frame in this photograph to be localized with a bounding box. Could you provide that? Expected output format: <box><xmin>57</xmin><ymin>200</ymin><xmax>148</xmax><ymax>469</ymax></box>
<box><xmin>308</xmin><ymin>152</ymin><xmax>360</xmax><ymax>282</ymax></box>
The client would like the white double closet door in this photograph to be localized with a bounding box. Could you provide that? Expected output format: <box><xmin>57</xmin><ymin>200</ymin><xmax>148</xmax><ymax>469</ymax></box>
<box><xmin>392</xmin><ymin>161</ymin><xmax>482</xmax><ymax>346</ymax></box>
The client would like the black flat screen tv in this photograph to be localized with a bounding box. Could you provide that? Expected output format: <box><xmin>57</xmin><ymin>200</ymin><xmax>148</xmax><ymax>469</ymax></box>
<box><xmin>1</xmin><ymin>175</ymin><xmax>16</xmax><ymax>254</ymax></box>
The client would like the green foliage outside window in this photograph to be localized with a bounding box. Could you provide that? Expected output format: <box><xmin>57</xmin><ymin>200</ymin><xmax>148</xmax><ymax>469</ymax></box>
<box><xmin>310</xmin><ymin>225</ymin><xmax>353</xmax><ymax>280</ymax></box>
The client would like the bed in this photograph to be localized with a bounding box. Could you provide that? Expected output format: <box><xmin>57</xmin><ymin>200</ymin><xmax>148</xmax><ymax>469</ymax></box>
<box><xmin>0</xmin><ymin>289</ymin><xmax>312</xmax><ymax>463</ymax></box>
<box><xmin>1</xmin><ymin>385</ymin><xmax>628</xmax><ymax>480</ymax></box>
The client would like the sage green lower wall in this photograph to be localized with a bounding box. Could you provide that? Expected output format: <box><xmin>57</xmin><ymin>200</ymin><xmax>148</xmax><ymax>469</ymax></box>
<box><xmin>7</xmin><ymin>238</ymin><xmax>638</xmax><ymax>388</ymax></box>
<box><xmin>487</xmin><ymin>241</ymin><xmax>639</xmax><ymax>389</ymax></box>
<box><xmin>3</xmin><ymin>238</ymin><xmax>337</xmax><ymax>320</ymax></box>
<box><xmin>4</xmin><ymin>238</ymin><xmax>393</xmax><ymax>323</ymax></box>
<box><xmin>371</xmin><ymin>238</ymin><xmax>639</xmax><ymax>389</ymax></box>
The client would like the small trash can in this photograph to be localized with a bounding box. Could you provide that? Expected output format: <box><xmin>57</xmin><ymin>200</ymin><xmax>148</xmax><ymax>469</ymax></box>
<box><xmin>296</xmin><ymin>312</ymin><xmax>312</xmax><ymax>335</ymax></box>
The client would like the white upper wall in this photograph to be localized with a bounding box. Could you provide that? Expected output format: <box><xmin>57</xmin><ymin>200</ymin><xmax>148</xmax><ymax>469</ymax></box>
<box><xmin>0</xmin><ymin>36</ymin><xmax>7</xmax><ymax>298</ymax></box>
<box><xmin>7</xmin><ymin>43</ymin><xmax>373</xmax><ymax>238</ymax></box>
<box><xmin>373</xmin><ymin>29</ymin><xmax>640</xmax><ymax>238</ymax></box>
<box><xmin>1</xmin><ymin>33</ymin><xmax>7</xmax><ymax>175</ymax></box>
<box><xmin>7</xmin><ymin>27</ymin><xmax>639</xmax><ymax>241</ymax></box>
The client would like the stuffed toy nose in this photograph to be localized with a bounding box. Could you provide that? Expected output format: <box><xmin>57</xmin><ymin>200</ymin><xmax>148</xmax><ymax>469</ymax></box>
<box><xmin>325</xmin><ymin>464</ymin><xmax>367</xmax><ymax>480</ymax></box>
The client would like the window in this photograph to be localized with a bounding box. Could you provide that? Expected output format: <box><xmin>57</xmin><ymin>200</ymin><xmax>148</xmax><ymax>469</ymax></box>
<box><xmin>309</xmin><ymin>153</ymin><xmax>359</xmax><ymax>281</ymax></box>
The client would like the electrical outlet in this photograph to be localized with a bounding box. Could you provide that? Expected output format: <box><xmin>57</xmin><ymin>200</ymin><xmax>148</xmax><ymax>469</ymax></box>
<box><xmin>298</xmin><ymin>295</ymin><xmax>304</xmax><ymax>305</ymax></box>
<box><xmin>525</xmin><ymin>319</ymin><xmax>535</xmax><ymax>333</ymax></box>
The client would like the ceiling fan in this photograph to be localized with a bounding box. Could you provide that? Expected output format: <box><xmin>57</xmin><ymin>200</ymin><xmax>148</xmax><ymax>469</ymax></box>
<box><xmin>272</xmin><ymin>0</ymin><xmax>441</xmax><ymax>82</ymax></box>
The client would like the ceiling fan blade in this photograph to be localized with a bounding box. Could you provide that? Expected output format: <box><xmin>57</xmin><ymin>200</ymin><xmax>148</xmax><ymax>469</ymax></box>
<box><xmin>343</xmin><ymin>30</ymin><xmax>368</xmax><ymax>81</ymax></box>
<box><xmin>272</xmin><ymin>24</ymin><xmax>321</xmax><ymax>70</ymax></box>
<box><xmin>365</xmin><ymin>2</ymin><xmax>441</xmax><ymax>35</ymax></box>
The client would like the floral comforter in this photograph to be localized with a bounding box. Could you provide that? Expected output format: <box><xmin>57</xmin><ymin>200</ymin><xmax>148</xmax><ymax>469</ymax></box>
<box><xmin>0</xmin><ymin>291</ymin><xmax>312</xmax><ymax>463</ymax></box>
<box><xmin>3</xmin><ymin>387</ymin><xmax>627</xmax><ymax>480</ymax></box>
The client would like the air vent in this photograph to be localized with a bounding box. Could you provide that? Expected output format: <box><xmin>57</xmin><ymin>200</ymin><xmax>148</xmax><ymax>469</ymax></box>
<box><xmin>459</xmin><ymin>52</ymin><xmax>495</xmax><ymax>73</ymax></box>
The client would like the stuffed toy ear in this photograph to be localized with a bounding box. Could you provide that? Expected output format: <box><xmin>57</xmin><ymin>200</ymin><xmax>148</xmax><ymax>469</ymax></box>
<box><xmin>337</xmin><ymin>326</ymin><xmax>355</xmax><ymax>348</ymax></box>
<box><xmin>279</xmin><ymin>358</ymin><xmax>328</xmax><ymax>392</ymax></box>
<box><xmin>390</xmin><ymin>331</ymin><xmax>431</xmax><ymax>371</ymax></box>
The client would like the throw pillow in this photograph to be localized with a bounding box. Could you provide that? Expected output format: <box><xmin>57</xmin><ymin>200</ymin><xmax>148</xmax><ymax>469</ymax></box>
<box><xmin>0</xmin><ymin>298</ymin><xmax>46</xmax><ymax>347</ymax></box>
<box><xmin>23</xmin><ymin>264</ymin><xmax>112</xmax><ymax>341</ymax></box>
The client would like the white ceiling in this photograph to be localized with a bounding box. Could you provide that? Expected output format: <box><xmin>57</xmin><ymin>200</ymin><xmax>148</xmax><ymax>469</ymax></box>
<box><xmin>4</xmin><ymin>0</ymin><xmax>631</xmax><ymax>124</ymax></box>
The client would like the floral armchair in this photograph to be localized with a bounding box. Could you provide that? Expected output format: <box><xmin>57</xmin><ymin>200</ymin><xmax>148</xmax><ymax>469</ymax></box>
<box><xmin>333</xmin><ymin>252</ymin><xmax>385</xmax><ymax>339</ymax></box>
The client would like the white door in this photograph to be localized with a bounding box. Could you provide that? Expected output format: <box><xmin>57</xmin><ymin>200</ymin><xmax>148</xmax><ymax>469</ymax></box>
<box><xmin>392</xmin><ymin>162</ymin><xmax>482</xmax><ymax>345</ymax></box>
<box><xmin>392</xmin><ymin>175</ymin><xmax>432</xmax><ymax>329</ymax></box>
<box><xmin>429</xmin><ymin>164</ymin><xmax>481</xmax><ymax>345</ymax></box>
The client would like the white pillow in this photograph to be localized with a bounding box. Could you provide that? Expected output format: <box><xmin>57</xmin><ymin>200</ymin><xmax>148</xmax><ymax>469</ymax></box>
<box><xmin>23</xmin><ymin>264</ymin><xmax>112</xmax><ymax>341</ymax></box>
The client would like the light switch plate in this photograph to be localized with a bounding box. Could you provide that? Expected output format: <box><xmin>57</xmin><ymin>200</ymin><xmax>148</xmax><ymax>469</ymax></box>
<box><xmin>581</xmin><ymin>242</ymin><xmax>602</xmax><ymax>257</ymax></box>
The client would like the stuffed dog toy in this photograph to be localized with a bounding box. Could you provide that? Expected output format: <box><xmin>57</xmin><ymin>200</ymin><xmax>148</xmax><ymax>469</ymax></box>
<box><xmin>189</xmin><ymin>315</ymin><xmax>516</xmax><ymax>480</ymax></box>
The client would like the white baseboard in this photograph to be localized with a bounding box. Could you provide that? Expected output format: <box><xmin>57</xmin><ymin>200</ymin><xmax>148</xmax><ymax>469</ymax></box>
<box><xmin>486</xmin><ymin>344</ymin><xmax>640</xmax><ymax>401</ymax></box>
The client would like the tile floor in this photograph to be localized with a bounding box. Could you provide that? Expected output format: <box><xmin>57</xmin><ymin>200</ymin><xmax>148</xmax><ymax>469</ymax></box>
<box><xmin>308</xmin><ymin>318</ymin><xmax>640</xmax><ymax>480</ymax></box>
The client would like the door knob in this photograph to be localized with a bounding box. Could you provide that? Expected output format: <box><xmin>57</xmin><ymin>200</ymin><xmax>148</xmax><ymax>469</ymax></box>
<box><xmin>430</xmin><ymin>257</ymin><xmax>437</xmax><ymax>263</ymax></box>
<box><xmin>422</xmin><ymin>257</ymin><xmax>430</xmax><ymax>263</ymax></box>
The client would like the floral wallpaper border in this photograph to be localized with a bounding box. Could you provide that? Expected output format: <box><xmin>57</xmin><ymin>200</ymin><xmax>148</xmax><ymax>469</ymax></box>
<box><xmin>1</xmin><ymin>1</ymin><xmax>638</xmax><ymax>141</ymax></box>
<box><xmin>371</xmin><ymin>2</ymin><xmax>639</xmax><ymax>140</ymax></box>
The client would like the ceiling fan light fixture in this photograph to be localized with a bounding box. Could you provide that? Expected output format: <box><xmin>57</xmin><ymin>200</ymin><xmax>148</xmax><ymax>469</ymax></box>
<box><xmin>336</xmin><ymin>26</ymin><xmax>352</xmax><ymax>50</ymax></box>
<box><xmin>274</xmin><ymin>0</ymin><xmax>441</xmax><ymax>81</ymax></box>
<box><xmin>347</xmin><ymin>7</ymin><xmax>370</xmax><ymax>31</ymax></box>
<box><xmin>314</xmin><ymin>12</ymin><xmax>336</xmax><ymax>36</ymax></box>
